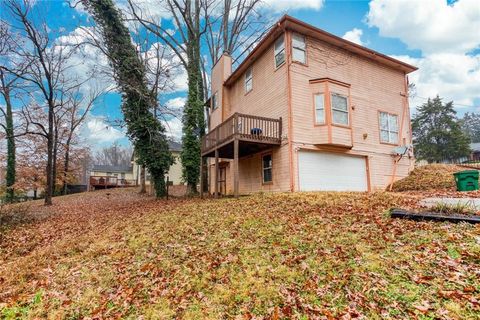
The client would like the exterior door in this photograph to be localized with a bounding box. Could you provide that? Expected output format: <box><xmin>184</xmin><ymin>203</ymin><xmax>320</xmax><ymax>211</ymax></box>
<box><xmin>298</xmin><ymin>151</ymin><xmax>368</xmax><ymax>191</ymax></box>
<box><xmin>219</xmin><ymin>166</ymin><xmax>227</xmax><ymax>195</ymax></box>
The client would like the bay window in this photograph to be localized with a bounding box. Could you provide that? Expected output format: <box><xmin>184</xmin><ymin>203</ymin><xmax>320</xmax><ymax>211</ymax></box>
<box><xmin>314</xmin><ymin>93</ymin><xmax>325</xmax><ymax>124</ymax></box>
<box><xmin>331</xmin><ymin>93</ymin><xmax>349</xmax><ymax>125</ymax></box>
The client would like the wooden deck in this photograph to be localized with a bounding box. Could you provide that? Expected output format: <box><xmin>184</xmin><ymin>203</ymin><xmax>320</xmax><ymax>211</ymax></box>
<box><xmin>89</xmin><ymin>176</ymin><xmax>136</xmax><ymax>190</ymax></box>
<box><xmin>201</xmin><ymin>113</ymin><xmax>282</xmax><ymax>158</ymax></box>
<box><xmin>200</xmin><ymin>113</ymin><xmax>282</xmax><ymax>198</ymax></box>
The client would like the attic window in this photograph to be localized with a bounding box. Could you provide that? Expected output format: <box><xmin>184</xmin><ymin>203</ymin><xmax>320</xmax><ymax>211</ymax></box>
<box><xmin>274</xmin><ymin>36</ymin><xmax>285</xmax><ymax>68</ymax></box>
<box><xmin>245</xmin><ymin>67</ymin><xmax>253</xmax><ymax>93</ymax></box>
<box><xmin>292</xmin><ymin>33</ymin><xmax>306</xmax><ymax>63</ymax></box>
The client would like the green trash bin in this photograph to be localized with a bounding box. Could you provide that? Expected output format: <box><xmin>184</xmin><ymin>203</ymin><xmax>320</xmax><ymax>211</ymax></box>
<box><xmin>453</xmin><ymin>170</ymin><xmax>479</xmax><ymax>191</ymax></box>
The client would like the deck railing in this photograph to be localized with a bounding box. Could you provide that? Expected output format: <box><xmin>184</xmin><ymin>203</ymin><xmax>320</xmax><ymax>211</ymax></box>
<box><xmin>202</xmin><ymin>113</ymin><xmax>282</xmax><ymax>154</ymax></box>
<box><xmin>89</xmin><ymin>176</ymin><xmax>136</xmax><ymax>188</ymax></box>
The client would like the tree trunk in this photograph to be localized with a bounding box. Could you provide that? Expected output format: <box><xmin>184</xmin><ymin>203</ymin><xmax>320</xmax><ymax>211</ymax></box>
<box><xmin>139</xmin><ymin>165</ymin><xmax>146</xmax><ymax>194</ymax></box>
<box><xmin>62</xmin><ymin>139</ymin><xmax>71</xmax><ymax>195</ymax></box>
<box><xmin>52</xmin><ymin>128</ymin><xmax>58</xmax><ymax>197</ymax></box>
<box><xmin>1</xmin><ymin>76</ymin><xmax>16</xmax><ymax>203</ymax></box>
<box><xmin>44</xmin><ymin>102</ymin><xmax>54</xmax><ymax>206</ymax></box>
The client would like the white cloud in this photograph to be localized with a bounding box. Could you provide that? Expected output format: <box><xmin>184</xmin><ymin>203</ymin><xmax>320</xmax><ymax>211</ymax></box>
<box><xmin>142</xmin><ymin>42</ymin><xmax>188</xmax><ymax>93</ymax></box>
<box><xmin>262</xmin><ymin>0</ymin><xmax>324</xmax><ymax>12</ymax></box>
<box><xmin>366</xmin><ymin>0</ymin><xmax>480</xmax><ymax>113</ymax></box>
<box><xmin>166</xmin><ymin>97</ymin><xmax>186</xmax><ymax>109</ymax></box>
<box><xmin>342</xmin><ymin>28</ymin><xmax>363</xmax><ymax>45</ymax></box>
<box><xmin>117</xmin><ymin>0</ymin><xmax>173</xmax><ymax>20</ymax></box>
<box><xmin>393</xmin><ymin>53</ymin><xmax>480</xmax><ymax>109</ymax></box>
<box><xmin>163</xmin><ymin>116</ymin><xmax>182</xmax><ymax>140</ymax></box>
<box><xmin>82</xmin><ymin>117</ymin><xmax>126</xmax><ymax>145</ymax></box>
<box><xmin>366</xmin><ymin>0</ymin><xmax>480</xmax><ymax>54</ymax></box>
<box><xmin>55</xmin><ymin>27</ymin><xmax>115</xmax><ymax>94</ymax></box>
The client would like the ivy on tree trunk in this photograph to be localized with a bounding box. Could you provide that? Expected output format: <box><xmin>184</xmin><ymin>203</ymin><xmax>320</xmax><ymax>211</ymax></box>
<box><xmin>181</xmin><ymin>22</ymin><xmax>205</xmax><ymax>194</ymax></box>
<box><xmin>2</xmin><ymin>78</ymin><xmax>15</xmax><ymax>202</ymax></box>
<box><xmin>83</xmin><ymin>0</ymin><xmax>173</xmax><ymax>197</ymax></box>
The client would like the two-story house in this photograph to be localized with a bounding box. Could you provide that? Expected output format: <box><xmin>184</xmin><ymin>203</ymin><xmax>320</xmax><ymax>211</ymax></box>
<box><xmin>200</xmin><ymin>15</ymin><xmax>417</xmax><ymax>197</ymax></box>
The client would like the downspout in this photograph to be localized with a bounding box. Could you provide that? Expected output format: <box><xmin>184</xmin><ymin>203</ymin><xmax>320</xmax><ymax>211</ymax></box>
<box><xmin>388</xmin><ymin>73</ymin><xmax>409</xmax><ymax>191</ymax></box>
<box><xmin>285</xmin><ymin>29</ymin><xmax>295</xmax><ymax>192</ymax></box>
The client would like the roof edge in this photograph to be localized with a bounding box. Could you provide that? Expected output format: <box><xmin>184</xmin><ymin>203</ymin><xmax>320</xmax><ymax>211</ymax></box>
<box><xmin>224</xmin><ymin>15</ymin><xmax>417</xmax><ymax>86</ymax></box>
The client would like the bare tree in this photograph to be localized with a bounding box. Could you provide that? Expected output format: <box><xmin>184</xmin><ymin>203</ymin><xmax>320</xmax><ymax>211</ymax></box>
<box><xmin>61</xmin><ymin>86</ymin><xmax>102</xmax><ymax>194</ymax></box>
<box><xmin>3</xmin><ymin>0</ymin><xmax>76</xmax><ymax>205</ymax></box>
<box><xmin>94</xmin><ymin>142</ymin><xmax>133</xmax><ymax>167</ymax></box>
<box><xmin>203</xmin><ymin>0</ymin><xmax>270</xmax><ymax>65</ymax></box>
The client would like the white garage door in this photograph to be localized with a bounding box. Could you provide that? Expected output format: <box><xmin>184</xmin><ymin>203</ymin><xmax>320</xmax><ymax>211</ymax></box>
<box><xmin>298</xmin><ymin>151</ymin><xmax>368</xmax><ymax>191</ymax></box>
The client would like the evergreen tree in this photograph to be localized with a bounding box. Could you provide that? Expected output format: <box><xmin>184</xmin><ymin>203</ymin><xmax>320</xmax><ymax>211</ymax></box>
<box><xmin>412</xmin><ymin>96</ymin><xmax>471</xmax><ymax>163</ymax></box>
<box><xmin>460</xmin><ymin>112</ymin><xmax>480</xmax><ymax>143</ymax></box>
<box><xmin>83</xmin><ymin>0</ymin><xmax>173</xmax><ymax>197</ymax></box>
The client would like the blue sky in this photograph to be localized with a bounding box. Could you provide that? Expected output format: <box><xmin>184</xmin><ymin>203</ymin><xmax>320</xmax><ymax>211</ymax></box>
<box><xmin>2</xmin><ymin>0</ymin><xmax>479</xmax><ymax>149</ymax></box>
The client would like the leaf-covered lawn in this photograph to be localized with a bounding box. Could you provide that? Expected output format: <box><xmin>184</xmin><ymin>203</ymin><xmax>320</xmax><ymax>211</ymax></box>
<box><xmin>1</xmin><ymin>189</ymin><xmax>479</xmax><ymax>319</ymax></box>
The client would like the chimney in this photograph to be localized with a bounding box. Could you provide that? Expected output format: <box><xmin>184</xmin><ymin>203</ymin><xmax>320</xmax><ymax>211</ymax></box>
<box><xmin>210</xmin><ymin>53</ymin><xmax>232</xmax><ymax>127</ymax></box>
<box><xmin>212</xmin><ymin>52</ymin><xmax>232</xmax><ymax>83</ymax></box>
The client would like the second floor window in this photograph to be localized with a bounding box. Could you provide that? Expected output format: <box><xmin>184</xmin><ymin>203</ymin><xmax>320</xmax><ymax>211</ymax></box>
<box><xmin>379</xmin><ymin>112</ymin><xmax>399</xmax><ymax>144</ymax></box>
<box><xmin>331</xmin><ymin>93</ymin><xmax>349</xmax><ymax>126</ymax></box>
<box><xmin>314</xmin><ymin>93</ymin><xmax>325</xmax><ymax>124</ymax></box>
<box><xmin>245</xmin><ymin>67</ymin><xmax>253</xmax><ymax>93</ymax></box>
<box><xmin>292</xmin><ymin>33</ymin><xmax>306</xmax><ymax>63</ymax></box>
<box><xmin>274</xmin><ymin>36</ymin><xmax>285</xmax><ymax>68</ymax></box>
<box><xmin>212</xmin><ymin>91</ymin><xmax>218</xmax><ymax>110</ymax></box>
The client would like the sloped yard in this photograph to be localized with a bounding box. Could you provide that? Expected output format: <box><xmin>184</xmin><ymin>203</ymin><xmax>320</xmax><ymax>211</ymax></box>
<box><xmin>1</xmin><ymin>189</ymin><xmax>479</xmax><ymax>319</ymax></box>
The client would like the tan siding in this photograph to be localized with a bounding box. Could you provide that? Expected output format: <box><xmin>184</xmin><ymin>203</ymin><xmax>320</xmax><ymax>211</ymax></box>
<box><xmin>289</xmin><ymin>34</ymin><xmax>414</xmax><ymax>190</ymax></box>
<box><xmin>208</xmin><ymin>36</ymin><xmax>291</xmax><ymax>194</ymax></box>
<box><xmin>208</xmin><ymin>28</ymin><xmax>414</xmax><ymax>194</ymax></box>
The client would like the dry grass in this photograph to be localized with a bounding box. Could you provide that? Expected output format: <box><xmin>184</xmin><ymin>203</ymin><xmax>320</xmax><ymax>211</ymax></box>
<box><xmin>1</xmin><ymin>189</ymin><xmax>479</xmax><ymax>319</ymax></box>
<box><xmin>391</xmin><ymin>164</ymin><xmax>466</xmax><ymax>192</ymax></box>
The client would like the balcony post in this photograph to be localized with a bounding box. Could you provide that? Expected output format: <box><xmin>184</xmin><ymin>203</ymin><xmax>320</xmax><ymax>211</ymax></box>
<box><xmin>279</xmin><ymin>117</ymin><xmax>282</xmax><ymax>139</ymax></box>
<box><xmin>214</xmin><ymin>149</ymin><xmax>219</xmax><ymax>198</ymax></box>
<box><xmin>200</xmin><ymin>155</ymin><xmax>204</xmax><ymax>199</ymax></box>
<box><xmin>234</xmin><ymin>113</ymin><xmax>238</xmax><ymax>136</ymax></box>
<box><xmin>234</xmin><ymin>138</ymin><xmax>239</xmax><ymax>198</ymax></box>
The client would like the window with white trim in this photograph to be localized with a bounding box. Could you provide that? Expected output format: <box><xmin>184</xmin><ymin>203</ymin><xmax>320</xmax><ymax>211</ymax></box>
<box><xmin>292</xmin><ymin>33</ymin><xmax>306</xmax><ymax>63</ymax></box>
<box><xmin>331</xmin><ymin>93</ymin><xmax>349</xmax><ymax>125</ymax></box>
<box><xmin>212</xmin><ymin>91</ymin><xmax>218</xmax><ymax>110</ymax></box>
<box><xmin>245</xmin><ymin>67</ymin><xmax>253</xmax><ymax>93</ymax></box>
<box><xmin>262</xmin><ymin>154</ymin><xmax>272</xmax><ymax>183</ymax></box>
<box><xmin>379</xmin><ymin>112</ymin><xmax>399</xmax><ymax>144</ymax></box>
<box><xmin>314</xmin><ymin>93</ymin><xmax>325</xmax><ymax>124</ymax></box>
<box><xmin>274</xmin><ymin>36</ymin><xmax>285</xmax><ymax>68</ymax></box>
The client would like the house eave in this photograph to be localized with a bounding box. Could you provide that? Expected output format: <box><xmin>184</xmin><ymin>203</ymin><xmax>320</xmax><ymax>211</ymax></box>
<box><xmin>224</xmin><ymin>15</ymin><xmax>417</xmax><ymax>87</ymax></box>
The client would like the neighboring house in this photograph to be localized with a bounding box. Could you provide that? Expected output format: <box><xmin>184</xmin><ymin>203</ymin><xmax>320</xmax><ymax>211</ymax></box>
<box><xmin>470</xmin><ymin>143</ymin><xmax>480</xmax><ymax>161</ymax></box>
<box><xmin>132</xmin><ymin>140</ymin><xmax>183</xmax><ymax>186</ymax></box>
<box><xmin>200</xmin><ymin>15</ymin><xmax>417</xmax><ymax>197</ymax></box>
<box><xmin>91</xmin><ymin>164</ymin><xmax>135</xmax><ymax>180</ymax></box>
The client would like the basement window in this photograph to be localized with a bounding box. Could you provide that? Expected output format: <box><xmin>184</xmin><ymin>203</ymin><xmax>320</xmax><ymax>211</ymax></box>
<box><xmin>379</xmin><ymin>112</ymin><xmax>399</xmax><ymax>144</ymax></box>
<box><xmin>262</xmin><ymin>154</ymin><xmax>272</xmax><ymax>183</ymax></box>
<box><xmin>274</xmin><ymin>36</ymin><xmax>285</xmax><ymax>68</ymax></box>
<box><xmin>245</xmin><ymin>67</ymin><xmax>253</xmax><ymax>93</ymax></box>
<box><xmin>331</xmin><ymin>93</ymin><xmax>349</xmax><ymax>125</ymax></box>
<box><xmin>292</xmin><ymin>33</ymin><xmax>306</xmax><ymax>64</ymax></box>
